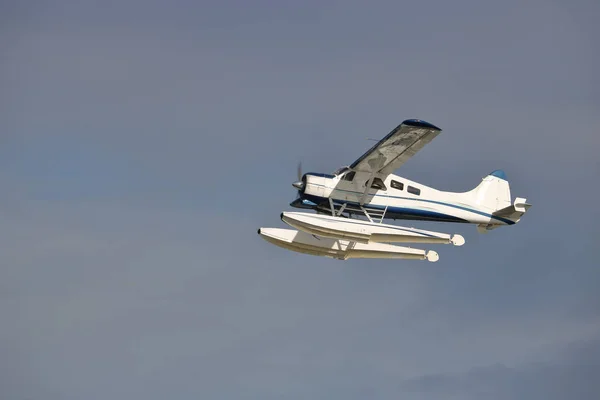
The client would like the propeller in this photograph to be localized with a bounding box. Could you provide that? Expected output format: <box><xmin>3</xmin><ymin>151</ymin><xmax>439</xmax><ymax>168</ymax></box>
<box><xmin>292</xmin><ymin>161</ymin><xmax>304</xmax><ymax>191</ymax></box>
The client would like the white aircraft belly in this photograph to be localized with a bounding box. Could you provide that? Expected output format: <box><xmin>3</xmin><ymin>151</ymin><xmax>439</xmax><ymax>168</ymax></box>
<box><xmin>257</xmin><ymin>228</ymin><xmax>439</xmax><ymax>262</ymax></box>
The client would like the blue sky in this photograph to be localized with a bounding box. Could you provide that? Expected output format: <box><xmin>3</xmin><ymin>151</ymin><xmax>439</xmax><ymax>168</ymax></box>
<box><xmin>1</xmin><ymin>1</ymin><xmax>599</xmax><ymax>399</ymax></box>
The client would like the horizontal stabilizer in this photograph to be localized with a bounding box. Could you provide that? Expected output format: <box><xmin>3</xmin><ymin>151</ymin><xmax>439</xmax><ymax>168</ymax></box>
<box><xmin>513</xmin><ymin>197</ymin><xmax>531</xmax><ymax>213</ymax></box>
<box><xmin>493</xmin><ymin>197</ymin><xmax>532</xmax><ymax>218</ymax></box>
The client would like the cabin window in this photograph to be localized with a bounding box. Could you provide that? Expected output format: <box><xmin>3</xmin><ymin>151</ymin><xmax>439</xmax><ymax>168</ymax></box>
<box><xmin>391</xmin><ymin>180</ymin><xmax>404</xmax><ymax>191</ymax></box>
<box><xmin>366</xmin><ymin>177</ymin><xmax>387</xmax><ymax>191</ymax></box>
<box><xmin>407</xmin><ymin>186</ymin><xmax>421</xmax><ymax>195</ymax></box>
<box><xmin>342</xmin><ymin>171</ymin><xmax>355</xmax><ymax>182</ymax></box>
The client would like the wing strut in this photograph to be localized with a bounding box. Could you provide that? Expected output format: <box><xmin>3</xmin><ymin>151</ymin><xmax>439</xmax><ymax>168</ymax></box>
<box><xmin>328</xmin><ymin>198</ymin><xmax>347</xmax><ymax>217</ymax></box>
<box><xmin>360</xmin><ymin>173</ymin><xmax>375</xmax><ymax>205</ymax></box>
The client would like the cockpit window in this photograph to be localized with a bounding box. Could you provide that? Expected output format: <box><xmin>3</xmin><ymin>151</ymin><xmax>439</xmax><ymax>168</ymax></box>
<box><xmin>366</xmin><ymin>177</ymin><xmax>387</xmax><ymax>191</ymax></box>
<box><xmin>342</xmin><ymin>171</ymin><xmax>355</xmax><ymax>182</ymax></box>
<box><xmin>391</xmin><ymin>180</ymin><xmax>404</xmax><ymax>191</ymax></box>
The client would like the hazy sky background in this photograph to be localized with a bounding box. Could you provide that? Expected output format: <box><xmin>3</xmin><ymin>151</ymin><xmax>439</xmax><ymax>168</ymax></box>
<box><xmin>1</xmin><ymin>1</ymin><xmax>599</xmax><ymax>399</ymax></box>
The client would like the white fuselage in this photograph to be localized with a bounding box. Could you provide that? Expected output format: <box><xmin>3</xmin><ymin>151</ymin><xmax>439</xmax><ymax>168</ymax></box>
<box><xmin>298</xmin><ymin>171</ymin><xmax>516</xmax><ymax>227</ymax></box>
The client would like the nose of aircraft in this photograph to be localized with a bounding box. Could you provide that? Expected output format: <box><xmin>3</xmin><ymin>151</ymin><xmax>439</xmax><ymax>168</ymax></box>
<box><xmin>292</xmin><ymin>181</ymin><xmax>303</xmax><ymax>190</ymax></box>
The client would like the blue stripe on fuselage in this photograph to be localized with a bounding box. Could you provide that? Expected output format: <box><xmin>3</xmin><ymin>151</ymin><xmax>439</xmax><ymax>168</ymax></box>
<box><xmin>300</xmin><ymin>194</ymin><xmax>468</xmax><ymax>223</ymax></box>
<box><xmin>300</xmin><ymin>189</ymin><xmax>515</xmax><ymax>225</ymax></box>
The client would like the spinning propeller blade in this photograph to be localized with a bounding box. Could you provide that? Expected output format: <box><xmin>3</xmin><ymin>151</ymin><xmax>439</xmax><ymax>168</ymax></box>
<box><xmin>292</xmin><ymin>161</ymin><xmax>304</xmax><ymax>194</ymax></box>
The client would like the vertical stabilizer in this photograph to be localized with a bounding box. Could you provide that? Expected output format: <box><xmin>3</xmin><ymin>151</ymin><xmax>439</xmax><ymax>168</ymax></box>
<box><xmin>469</xmin><ymin>170</ymin><xmax>512</xmax><ymax>211</ymax></box>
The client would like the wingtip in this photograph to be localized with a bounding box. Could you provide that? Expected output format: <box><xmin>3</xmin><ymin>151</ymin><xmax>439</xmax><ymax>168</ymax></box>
<box><xmin>402</xmin><ymin>119</ymin><xmax>441</xmax><ymax>131</ymax></box>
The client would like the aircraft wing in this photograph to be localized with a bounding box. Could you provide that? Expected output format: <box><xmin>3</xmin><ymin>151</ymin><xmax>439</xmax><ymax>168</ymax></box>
<box><xmin>349</xmin><ymin>119</ymin><xmax>442</xmax><ymax>176</ymax></box>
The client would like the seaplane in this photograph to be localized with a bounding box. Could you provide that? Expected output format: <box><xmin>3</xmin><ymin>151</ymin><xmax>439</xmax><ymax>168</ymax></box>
<box><xmin>258</xmin><ymin>119</ymin><xmax>531</xmax><ymax>262</ymax></box>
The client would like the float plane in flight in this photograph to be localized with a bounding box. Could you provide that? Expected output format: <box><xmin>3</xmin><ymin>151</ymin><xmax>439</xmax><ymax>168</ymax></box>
<box><xmin>258</xmin><ymin>119</ymin><xmax>531</xmax><ymax>262</ymax></box>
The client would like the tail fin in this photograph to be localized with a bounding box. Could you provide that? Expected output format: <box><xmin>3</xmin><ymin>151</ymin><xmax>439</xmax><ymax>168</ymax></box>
<box><xmin>468</xmin><ymin>170</ymin><xmax>512</xmax><ymax>211</ymax></box>
<box><xmin>467</xmin><ymin>170</ymin><xmax>532</xmax><ymax>233</ymax></box>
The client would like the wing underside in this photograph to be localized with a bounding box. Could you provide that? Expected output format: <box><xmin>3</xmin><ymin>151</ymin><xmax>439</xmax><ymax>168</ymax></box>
<box><xmin>349</xmin><ymin>119</ymin><xmax>442</xmax><ymax>175</ymax></box>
